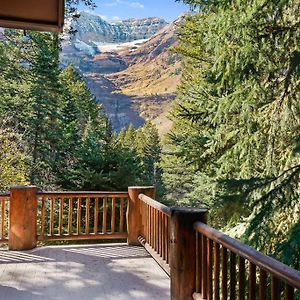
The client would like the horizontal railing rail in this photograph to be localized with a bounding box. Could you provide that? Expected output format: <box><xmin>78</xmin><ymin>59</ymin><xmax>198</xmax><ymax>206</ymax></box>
<box><xmin>0</xmin><ymin>194</ymin><xmax>9</xmax><ymax>242</ymax></box>
<box><xmin>193</xmin><ymin>222</ymin><xmax>300</xmax><ymax>300</ymax></box>
<box><xmin>139</xmin><ymin>194</ymin><xmax>172</xmax><ymax>216</ymax></box>
<box><xmin>37</xmin><ymin>192</ymin><xmax>128</xmax><ymax>241</ymax></box>
<box><xmin>37</xmin><ymin>191</ymin><xmax>129</xmax><ymax>197</ymax></box>
<box><xmin>138</xmin><ymin>193</ymin><xmax>171</xmax><ymax>275</ymax></box>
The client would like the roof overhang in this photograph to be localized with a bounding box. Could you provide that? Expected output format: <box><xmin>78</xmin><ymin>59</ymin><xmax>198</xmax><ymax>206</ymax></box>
<box><xmin>0</xmin><ymin>0</ymin><xmax>65</xmax><ymax>33</ymax></box>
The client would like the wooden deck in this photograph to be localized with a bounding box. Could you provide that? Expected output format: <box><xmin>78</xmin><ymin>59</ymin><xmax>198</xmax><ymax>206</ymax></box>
<box><xmin>0</xmin><ymin>243</ymin><xmax>170</xmax><ymax>300</ymax></box>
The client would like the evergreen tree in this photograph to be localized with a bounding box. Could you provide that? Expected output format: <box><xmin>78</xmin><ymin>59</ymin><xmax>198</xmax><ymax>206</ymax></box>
<box><xmin>27</xmin><ymin>32</ymin><xmax>62</xmax><ymax>186</ymax></box>
<box><xmin>0</xmin><ymin>123</ymin><xmax>27</xmax><ymax>191</ymax></box>
<box><xmin>123</xmin><ymin>123</ymin><xmax>136</xmax><ymax>149</ymax></box>
<box><xmin>165</xmin><ymin>0</ymin><xmax>300</xmax><ymax>267</ymax></box>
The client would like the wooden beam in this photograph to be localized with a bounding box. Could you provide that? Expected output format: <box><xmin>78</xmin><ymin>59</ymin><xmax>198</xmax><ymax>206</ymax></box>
<box><xmin>0</xmin><ymin>0</ymin><xmax>65</xmax><ymax>33</ymax></box>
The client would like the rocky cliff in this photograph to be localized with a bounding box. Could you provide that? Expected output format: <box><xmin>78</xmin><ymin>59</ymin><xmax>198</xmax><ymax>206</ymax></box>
<box><xmin>73</xmin><ymin>12</ymin><xmax>167</xmax><ymax>44</ymax></box>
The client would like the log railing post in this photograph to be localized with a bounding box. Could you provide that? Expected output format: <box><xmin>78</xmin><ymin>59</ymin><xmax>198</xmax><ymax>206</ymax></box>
<box><xmin>127</xmin><ymin>186</ymin><xmax>155</xmax><ymax>246</ymax></box>
<box><xmin>9</xmin><ymin>186</ymin><xmax>38</xmax><ymax>250</ymax></box>
<box><xmin>170</xmin><ymin>207</ymin><xmax>207</xmax><ymax>300</ymax></box>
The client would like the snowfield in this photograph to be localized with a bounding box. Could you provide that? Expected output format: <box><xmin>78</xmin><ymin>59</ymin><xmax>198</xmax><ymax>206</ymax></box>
<box><xmin>96</xmin><ymin>39</ymin><xmax>149</xmax><ymax>53</ymax></box>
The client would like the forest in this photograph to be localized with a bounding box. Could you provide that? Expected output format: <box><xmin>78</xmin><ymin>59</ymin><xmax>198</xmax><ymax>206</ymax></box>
<box><xmin>0</xmin><ymin>0</ymin><xmax>299</xmax><ymax>271</ymax></box>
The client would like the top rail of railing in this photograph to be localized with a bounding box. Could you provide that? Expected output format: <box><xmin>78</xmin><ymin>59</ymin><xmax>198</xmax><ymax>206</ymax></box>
<box><xmin>195</xmin><ymin>221</ymin><xmax>300</xmax><ymax>289</ymax></box>
<box><xmin>0</xmin><ymin>193</ymin><xmax>10</xmax><ymax>199</ymax></box>
<box><xmin>37</xmin><ymin>191</ymin><xmax>128</xmax><ymax>197</ymax></box>
<box><xmin>138</xmin><ymin>194</ymin><xmax>172</xmax><ymax>216</ymax></box>
<box><xmin>0</xmin><ymin>191</ymin><xmax>129</xmax><ymax>199</ymax></box>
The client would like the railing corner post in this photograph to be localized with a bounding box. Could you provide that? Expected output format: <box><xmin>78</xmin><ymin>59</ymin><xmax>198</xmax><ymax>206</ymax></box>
<box><xmin>127</xmin><ymin>186</ymin><xmax>155</xmax><ymax>246</ymax></box>
<box><xmin>170</xmin><ymin>207</ymin><xmax>208</xmax><ymax>300</ymax></box>
<box><xmin>9</xmin><ymin>186</ymin><xmax>38</xmax><ymax>251</ymax></box>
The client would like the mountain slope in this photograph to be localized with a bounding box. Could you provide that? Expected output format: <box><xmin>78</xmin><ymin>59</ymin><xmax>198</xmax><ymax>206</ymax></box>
<box><xmin>61</xmin><ymin>13</ymin><xmax>181</xmax><ymax>134</ymax></box>
<box><xmin>108</xmin><ymin>20</ymin><xmax>181</xmax><ymax>96</ymax></box>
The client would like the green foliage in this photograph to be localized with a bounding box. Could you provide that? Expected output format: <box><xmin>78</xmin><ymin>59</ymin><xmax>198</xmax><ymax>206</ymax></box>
<box><xmin>164</xmin><ymin>0</ymin><xmax>300</xmax><ymax>267</ymax></box>
<box><xmin>118</xmin><ymin>122</ymin><xmax>164</xmax><ymax>197</ymax></box>
<box><xmin>0</xmin><ymin>28</ymin><xmax>166</xmax><ymax>193</ymax></box>
<box><xmin>0</xmin><ymin>124</ymin><xmax>27</xmax><ymax>191</ymax></box>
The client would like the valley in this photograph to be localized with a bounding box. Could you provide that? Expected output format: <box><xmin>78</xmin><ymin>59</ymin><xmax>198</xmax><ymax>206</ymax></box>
<box><xmin>61</xmin><ymin>12</ymin><xmax>181</xmax><ymax>134</ymax></box>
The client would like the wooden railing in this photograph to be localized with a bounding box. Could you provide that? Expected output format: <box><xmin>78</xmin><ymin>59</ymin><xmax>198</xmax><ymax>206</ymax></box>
<box><xmin>0</xmin><ymin>193</ymin><xmax>9</xmax><ymax>242</ymax></box>
<box><xmin>37</xmin><ymin>191</ymin><xmax>128</xmax><ymax>241</ymax></box>
<box><xmin>138</xmin><ymin>193</ymin><xmax>171</xmax><ymax>275</ymax></box>
<box><xmin>193</xmin><ymin>222</ymin><xmax>300</xmax><ymax>300</ymax></box>
<box><xmin>1</xmin><ymin>186</ymin><xmax>300</xmax><ymax>300</ymax></box>
<box><xmin>136</xmin><ymin>193</ymin><xmax>300</xmax><ymax>300</ymax></box>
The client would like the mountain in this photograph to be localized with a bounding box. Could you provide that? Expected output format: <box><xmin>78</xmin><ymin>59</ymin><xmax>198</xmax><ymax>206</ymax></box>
<box><xmin>61</xmin><ymin>12</ymin><xmax>167</xmax><ymax>68</ymax></box>
<box><xmin>108</xmin><ymin>20</ymin><xmax>181</xmax><ymax>96</ymax></box>
<box><xmin>61</xmin><ymin>12</ymin><xmax>181</xmax><ymax>134</ymax></box>
<box><xmin>72</xmin><ymin>12</ymin><xmax>167</xmax><ymax>44</ymax></box>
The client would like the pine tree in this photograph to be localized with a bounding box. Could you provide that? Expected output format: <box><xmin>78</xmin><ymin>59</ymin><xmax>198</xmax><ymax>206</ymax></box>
<box><xmin>166</xmin><ymin>0</ymin><xmax>300</xmax><ymax>267</ymax></box>
<box><xmin>123</xmin><ymin>123</ymin><xmax>136</xmax><ymax>149</ymax></box>
<box><xmin>27</xmin><ymin>32</ymin><xmax>62</xmax><ymax>186</ymax></box>
<box><xmin>0</xmin><ymin>123</ymin><xmax>27</xmax><ymax>191</ymax></box>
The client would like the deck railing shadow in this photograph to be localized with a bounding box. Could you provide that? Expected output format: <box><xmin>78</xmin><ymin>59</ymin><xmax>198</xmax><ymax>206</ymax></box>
<box><xmin>0</xmin><ymin>243</ymin><xmax>170</xmax><ymax>300</ymax></box>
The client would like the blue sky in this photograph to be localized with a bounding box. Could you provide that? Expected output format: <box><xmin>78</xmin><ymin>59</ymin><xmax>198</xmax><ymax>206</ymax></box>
<box><xmin>79</xmin><ymin>0</ymin><xmax>189</xmax><ymax>22</ymax></box>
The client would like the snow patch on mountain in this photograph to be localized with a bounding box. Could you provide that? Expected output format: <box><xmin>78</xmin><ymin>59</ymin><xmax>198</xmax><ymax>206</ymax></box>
<box><xmin>96</xmin><ymin>39</ymin><xmax>149</xmax><ymax>53</ymax></box>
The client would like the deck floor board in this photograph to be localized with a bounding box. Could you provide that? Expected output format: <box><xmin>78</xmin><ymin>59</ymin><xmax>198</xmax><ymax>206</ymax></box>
<box><xmin>0</xmin><ymin>243</ymin><xmax>170</xmax><ymax>300</ymax></box>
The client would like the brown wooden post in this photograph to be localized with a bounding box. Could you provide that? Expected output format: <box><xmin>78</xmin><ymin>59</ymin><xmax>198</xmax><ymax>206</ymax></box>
<box><xmin>9</xmin><ymin>186</ymin><xmax>38</xmax><ymax>250</ymax></box>
<box><xmin>170</xmin><ymin>207</ymin><xmax>207</xmax><ymax>300</ymax></box>
<box><xmin>127</xmin><ymin>186</ymin><xmax>155</xmax><ymax>246</ymax></box>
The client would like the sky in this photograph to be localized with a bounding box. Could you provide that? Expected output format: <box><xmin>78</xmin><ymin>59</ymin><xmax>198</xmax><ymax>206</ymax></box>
<box><xmin>79</xmin><ymin>0</ymin><xmax>189</xmax><ymax>23</ymax></box>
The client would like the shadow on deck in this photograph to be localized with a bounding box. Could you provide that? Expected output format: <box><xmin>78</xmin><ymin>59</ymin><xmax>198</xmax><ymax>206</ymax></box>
<box><xmin>0</xmin><ymin>244</ymin><xmax>170</xmax><ymax>300</ymax></box>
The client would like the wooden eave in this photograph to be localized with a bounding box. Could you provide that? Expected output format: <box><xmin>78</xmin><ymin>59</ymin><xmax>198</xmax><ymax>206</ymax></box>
<box><xmin>0</xmin><ymin>0</ymin><xmax>65</xmax><ymax>33</ymax></box>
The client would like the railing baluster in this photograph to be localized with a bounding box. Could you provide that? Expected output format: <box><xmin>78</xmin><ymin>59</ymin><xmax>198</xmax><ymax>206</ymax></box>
<box><xmin>50</xmin><ymin>197</ymin><xmax>55</xmax><ymax>236</ymax></box>
<box><xmin>119</xmin><ymin>197</ymin><xmax>124</xmax><ymax>233</ymax></box>
<box><xmin>111</xmin><ymin>197</ymin><xmax>116</xmax><ymax>233</ymax></box>
<box><xmin>166</xmin><ymin>216</ymin><xmax>169</xmax><ymax>264</ymax></box>
<box><xmin>271</xmin><ymin>277</ymin><xmax>280</xmax><ymax>300</ymax></box>
<box><xmin>2</xmin><ymin>200</ymin><xmax>6</xmax><ymax>239</ymax></box>
<box><xmin>152</xmin><ymin>207</ymin><xmax>155</xmax><ymax>249</ymax></box>
<box><xmin>146</xmin><ymin>203</ymin><xmax>149</xmax><ymax>241</ymax></box>
<box><xmin>146</xmin><ymin>203</ymin><xmax>148</xmax><ymax>239</ymax></box>
<box><xmin>149</xmin><ymin>206</ymin><xmax>152</xmax><ymax>246</ymax></box>
<box><xmin>196</xmin><ymin>232</ymin><xmax>201</xmax><ymax>293</ymax></box>
<box><xmin>40</xmin><ymin>197</ymin><xmax>45</xmax><ymax>239</ymax></box>
<box><xmin>102</xmin><ymin>197</ymin><xmax>107</xmax><ymax>233</ymax></box>
<box><xmin>68</xmin><ymin>198</ymin><xmax>73</xmax><ymax>235</ymax></box>
<box><xmin>285</xmin><ymin>283</ymin><xmax>294</xmax><ymax>300</ymax></box>
<box><xmin>77</xmin><ymin>197</ymin><xmax>81</xmax><ymax>235</ymax></box>
<box><xmin>152</xmin><ymin>206</ymin><xmax>155</xmax><ymax>249</ymax></box>
<box><xmin>85</xmin><ymin>198</ymin><xmax>90</xmax><ymax>234</ymax></box>
<box><xmin>202</xmin><ymin>235</ymin><xmax>208</xmax><ymax>299</ymax></box>
<box><xmin>156</xmin><ymin>210</ymin><xmax>159</xmax><ymax>252</ymax></box>
<box><xmin>249</xmin><ymin>263</ymin><xmax>256</xmax><ymax>300</ymax></box>
<box><xmin>214</xmin><ymin>242</ymin><xmax>220</xmax><ymax>300</ymax></box>
<box><xmin>159</xmin><ymin>211</ymin><xmax>163</xmax><ymax>256</ymax></box>
<box><xmin>238</xmin><ymin>257</ymin><xmax>245</xmax><ymax>300</ymax></box>
<box><xmin>94</xmin><ymin>197</ymin><xmax>99</xmax><ymax>234</ymax></box>
<box><xmin>162</xmin><ymin>213</ymin><xmax>166</xmax><ymax>261</ymax></box>
<box><xmin>208</xmin><ymin>239</ymin><xmax>213</xmax><ymax>300</ymax></box>
<box><xmin>154</xmin><ymin>209</ymin><xmax>157</xmax><ymax>251</ymax></box>
<box><xmin>222</xmin><ymin>247</ymin><xmax>228</xmax><ymax>300</ymax></box>
<box><xmin>142</xmin><ymin>201</ymin><xmax>146</xmax><ymax>237</ymax></box>
<box><xmin>59</xmin><ymin>197</ymin><xmax>63</xmax><ymax>236</ymax></box>
<box><xmin>259</xmin><ymin>269</ymin><xmax>267</xmax><ymax>300</ymax></box>
<box><xmin>230</xmin><ymin>252</ymin><xmax>236</xmax><ymax>300</ymax></box>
